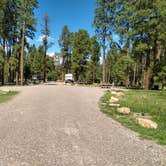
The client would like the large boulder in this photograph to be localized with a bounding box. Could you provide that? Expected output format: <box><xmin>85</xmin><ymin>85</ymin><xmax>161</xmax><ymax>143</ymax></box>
<box><xmin>111</xmin><ymin>91</ymin><xmax>117</xmax><ymax>95</ymax></box>
<box><xmin>0</xmin><ymin>89</ymin><xmax>10</xmax><ymax>95</ymax></box>
<box><xmin>2</xmin><ymin>89</ymin><xmax>10</xmax><ymax>92</ymax></box>
<box><xmin>136</xmin><ymin>118</ymin><xmax>158</xmax><ymax>129</ymax></box>
<box><xmin>109</xmin><ymin>96</ymin><xmax>120</xmax><ymax>103</ymax></box>
<box><xmin>117</xmin><ymin>107</ymin><xmax>130</xmax><ymax>114</ymax></box>
<box><xmin>109</xmin><ymin>103</ymin><xmax>120</xmax><ymax>107</ymax></box>
<box><xmin>116</xmin><ymin>92</ymin><xmax>125</xmax><ymax>99</ymax></box>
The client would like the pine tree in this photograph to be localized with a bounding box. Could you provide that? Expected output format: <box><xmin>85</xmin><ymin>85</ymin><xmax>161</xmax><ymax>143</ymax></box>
<box><xmin>0</xmin><ymin>0</ymin><xmax>17</xmax><ymax>85</ymax></box>
<box><xmin>18</xmin><ymin>0</ymin><xmax>38</xmax><ymax>85</ymax></box>
<box><xmin>113</xmin><ymin>0</ymin><xmax>166</xmax><ymax>89</ymax></box>
<box><xmin>90</xmin><ymin>36</ymin><xmax>100</xmax><ymax>83</ymax></box>
<box><xmin>93</xmin><ymin>0</ymin><xmax>116</xmax><ymax>83</ymax></box>
<box><xmin>71</xmin><ymin>29</ymin><xmax>91</xmax><ymax>81</ymax></box>
<box><xmin>59</xmin><ymin>25</ymin><xmax>72</xmax><ymax>81</ymax></box>
<box><xmin>41</xmin><ymin>13</ymin><xmax>50</xmax><ymax>82</ymax></box>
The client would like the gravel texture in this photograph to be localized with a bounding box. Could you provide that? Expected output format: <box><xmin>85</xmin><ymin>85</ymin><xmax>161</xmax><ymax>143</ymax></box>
<box><xmin>0</xmin><ymin>83</ymin><xmax>165</xmax><ymax>166</ymax></box>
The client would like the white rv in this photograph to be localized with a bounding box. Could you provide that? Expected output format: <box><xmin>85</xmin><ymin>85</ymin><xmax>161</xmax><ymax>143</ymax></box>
<box><xmin>65</xmin><ymin>74</ymin><xmax>74</xmax><ymax>83</ymax></box>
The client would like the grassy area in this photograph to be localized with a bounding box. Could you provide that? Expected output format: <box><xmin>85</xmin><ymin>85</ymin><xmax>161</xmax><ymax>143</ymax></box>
<box><xmin>100</xmin><ymin>90</ymin><xmax>166</xmax><ymax>145</ymax></box>
<box><xmin>0</xmin><ymin>91</ymin><xmax>18</xmax><ymax>103</ymax></box>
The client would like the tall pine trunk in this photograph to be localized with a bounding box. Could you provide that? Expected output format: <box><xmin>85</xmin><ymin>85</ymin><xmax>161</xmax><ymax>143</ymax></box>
<box><xmin>125</xmin><ymin>38</ymin><xmax>130</xmax><ymax>88</ymax></box>
<box><xmin>16</xmin><ymin>69</ymin><xmax>19</xmax><ymax>85</ymax></box>
<box><xmin>16</xmin><ymin>61</ymin><xmax>20</xmax><ymax>86</ymax></box>
<box><xmin>1</xmin><ymin>42</ymin><xmax>6</xmax><ymax>86</ymax></box>
<box><xmin>92</xmin><ymin>65</ymin><xmax>95</xmax><ymax>83</ymax></box>
<box><xmin>132</xmin><ymin>63</ymin><xmax>137</xmax><ymax>87</ymax></box>
<box><xmin>125</xmin><ymin>69</ymin><xmax>130</xmax><ymax>88</ymax></box>
<box><xmin>20</xmin><ymin>21</ymin><xmax>25</xmax><ymax>86</ymax></box>
<box><xmin>136</xmin><ymin>54</ymin><xmax>143</xmax><ymax>88</ymax></box>
<box><xmin>8</xmin><ymin>64</ymin><xmax>12</xmax><ymax>83</ymax></box>
<box><xmin>1</xmin><ymin>64</ymin><xmax>5</xmax><ymax>86</ymax></box>
<box><xmin>144</xmin><ymin>49</ymin><xmax>150</xmax><ymax>90</ymax></box>
<box><xmin>107</xmin><ymin>62</ymin><xmax>112</xmax><ymax>83</ymax></box>
<box><xmin>7</xmin><ymin>50</ymin><xmax>12</xmax><ymax>83</ymax></box>
<box><xmin>43</xmin><ymin>48</ymin><xmax>46</xmax><ymax>82</ymax></box>
<box><xmin>152</xmin><ymin>40</ymin><xmax>161</xmax><ymax>88</ymax></box>
<box><xmin>61</xmin><ymin>54</ymin><xmax>65</xmax><ymax>82</ymax></box>
<box><xmin>102</xmin><ymin>38</ymin><xmax>106</xmax><ymax>83</ymax></box>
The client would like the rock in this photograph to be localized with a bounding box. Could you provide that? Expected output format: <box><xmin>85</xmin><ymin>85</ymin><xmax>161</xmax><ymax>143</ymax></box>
<box><xmin>1</xmin><ymin>92</ymin><xmax>8</xmax><ymax>95</ymax></box>
<box><xmin>109</xmin><ymin>96</ymin><xmax>120</xmax><ymax>103</ymax></box>
<box><xmin>2</xmin><ymin>89</ymin><xmax>10</xmax><ymax>92</ymax></box>
<box><xmin>109</xmin><ymin>103</ymin><xmax>120</xmax><ymax>107</ymax></box>
<box><xmin>111</xmin><ymin>91</ymin><xmax>117</xmax><ymax>95</ymax></box>
<box><xmin>136</xmin><ymin>118</ymin><xmax>158</xmax><ymax>129</ymax></box>
<box><xmin>116</xmin><ymin>92</ymin><xmax>125</xmax><ymax>98</ymax></box>
<box><xmin>117</xmin><ymin>107</ymin><xmax>130</xmax><ymax>114</ymax></box>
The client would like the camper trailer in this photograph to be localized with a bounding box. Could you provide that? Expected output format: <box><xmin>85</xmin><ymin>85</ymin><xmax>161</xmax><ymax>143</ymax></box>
<box><xmin>65</xmin><ymin>74</ymin><xmax>74</xmax><ymax>83</ymax></box>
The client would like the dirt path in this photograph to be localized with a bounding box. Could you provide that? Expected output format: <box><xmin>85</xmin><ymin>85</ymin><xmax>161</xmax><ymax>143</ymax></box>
<box><xmin>0</xmin><ymin>84</ymin><xmax>165</xmax><ymax>166</ymax></box>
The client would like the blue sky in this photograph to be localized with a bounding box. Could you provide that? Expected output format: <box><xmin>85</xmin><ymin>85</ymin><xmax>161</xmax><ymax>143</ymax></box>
<box><xmin>30</xmin><ymin>0</ymin><xmax>95</xmax><ymax>55</ymax></box>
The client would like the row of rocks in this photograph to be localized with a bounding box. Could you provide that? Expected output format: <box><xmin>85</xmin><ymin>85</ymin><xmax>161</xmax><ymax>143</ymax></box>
<box><xmin>136</xmin><ymin>118</ymin><xmax>158</xmax><ymax>129</ymax></box>
<box><xmin>109</xmin><ymin>91</ymin><xmax>124</xmax><ymax>104</ymax></box>
<box><xmin>117</xmin><ymin>107</ymin><xmax>130</xmax><ymax>114</ymax></box>
<box><xmin>0</xmin><ymin>89</ymin><xmax>10</xmax><ymax>92</ymax></box>
<box><xmin>108</xmin><ymin>90</ymin><xmax>158</xmax><ymax>129</ymax></box>
<box><xmin>109</xmin><ymin>91</ymin><xmax>131</xmax><ymax>115</ymax></box>
<box><xmin>0</xmin><ymin>89</ymin><xmax>11</xmax><ymax>95</ymax></box>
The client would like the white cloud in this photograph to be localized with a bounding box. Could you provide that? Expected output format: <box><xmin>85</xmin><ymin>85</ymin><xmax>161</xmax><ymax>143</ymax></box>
<box><xmin>37</xmin><ymin>35</ymin><xmax>55</xmax><ymax>42</ymax></box>
<box><xmin>26</xmin><ymin>37</ymin><xmax>31</xmax><ymax>42</ymax></box>
<box><xmin>47</xmin><ymin>52</ymin><xmax>55</xmax><ymax>57</ymax></box>
<box><xmin>37</xmin><ymin>35</ymin><xmax>44</xmax><ymax>42</ymax></box>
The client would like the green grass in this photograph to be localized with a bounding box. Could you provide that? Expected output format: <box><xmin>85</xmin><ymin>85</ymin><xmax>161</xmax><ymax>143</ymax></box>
<box><xmin>100</xmin><ymin>90</ymin><xmax>166</xmax><ymax>145</ymax></box>
<box><xmin>0</xmin><ymin>91</ymin><xmax>18</xmax><ymax>103</ymax></box>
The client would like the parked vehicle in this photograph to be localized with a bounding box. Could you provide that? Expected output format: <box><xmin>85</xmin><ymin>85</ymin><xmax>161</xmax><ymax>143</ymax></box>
<box><xmin>65</xmin><ymin>74</ymin><xmax>74</xmax><ymax>83</ymax></box>
<box><xmin>100</xmin><ymin>83</ymin><xmax>112</xmax><ymax>89</ymax></box>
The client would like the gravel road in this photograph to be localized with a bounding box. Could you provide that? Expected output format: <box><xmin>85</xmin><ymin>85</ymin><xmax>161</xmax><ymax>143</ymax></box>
<box><xmin>0</xmin><ymin>84</ymin><xmax>165</xmax><ymax>166</ymax></box>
